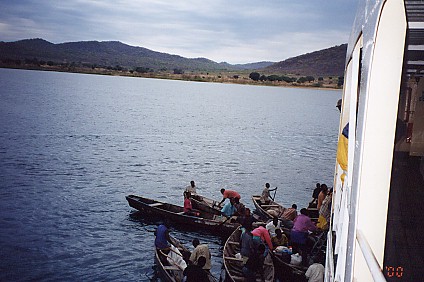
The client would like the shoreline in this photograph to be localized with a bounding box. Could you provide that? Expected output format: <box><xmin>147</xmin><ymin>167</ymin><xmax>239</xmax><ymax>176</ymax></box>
<box><xmin>0</xmin><ymin>65</ymin><xmax>342</xmax><ymax>91</ymax></box>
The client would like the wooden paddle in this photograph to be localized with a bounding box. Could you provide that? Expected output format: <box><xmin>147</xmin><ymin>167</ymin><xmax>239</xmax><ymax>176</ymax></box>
<box><xmin>271</xmin><ymin>187</ymin><xmax>278</xmax><ymax>201</ymax></box>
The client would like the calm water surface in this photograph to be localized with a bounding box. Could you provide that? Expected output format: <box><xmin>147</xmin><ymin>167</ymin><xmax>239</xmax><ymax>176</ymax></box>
<box><xmin>0</xmin><ymin>68</ymin><xmax>341</xmax><ymax>281</ymax></box>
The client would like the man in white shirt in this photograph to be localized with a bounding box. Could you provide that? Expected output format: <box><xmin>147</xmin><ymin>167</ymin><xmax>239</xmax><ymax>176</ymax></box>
<box><xmin>305</xmin><ymin>262</ymin><xmax>324</xmax><ymax>282</ymax></box>
<box><xmin>185</xmin><ymin>180</ymin><xmax>196</xmax><ymax>194</ymax></box>
<box><xmin>265</xmin><ymin>217</ymin><xmax>282</xmax><ymax>237</ymax></box>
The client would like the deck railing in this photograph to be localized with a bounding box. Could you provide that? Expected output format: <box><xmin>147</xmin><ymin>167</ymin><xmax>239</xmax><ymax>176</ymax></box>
<box><xmin>356</xmin><ymin>229</ymin><xmax>387</xmax><ymax>282</ymax></box>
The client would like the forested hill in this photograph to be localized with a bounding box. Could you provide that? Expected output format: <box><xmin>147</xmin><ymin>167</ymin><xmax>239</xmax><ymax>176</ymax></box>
<box><xmin>0</xmin><ymin>38</ymin><xmax>346</xmax><ymax>76</ymax></box>
<box><xmin>265</xmin><ymin>44</ymin><xmax>347</xmax><ymax>77</ymax></box>
<box><xmin>0</xmin><ymin>39</ymin><xmax>237</xmax><ymax>71</ymax></box>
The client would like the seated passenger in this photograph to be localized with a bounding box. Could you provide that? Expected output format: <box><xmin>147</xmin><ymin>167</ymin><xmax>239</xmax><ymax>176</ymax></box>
<box><xmin>183</xmin><ymin>191</ymin><xmax>199</xmax><ymax>216</ymax></box>
<box><xmin>271</xmin><ymin>228</ymin><xmax>288</xmax><ymax>249</ymax></box>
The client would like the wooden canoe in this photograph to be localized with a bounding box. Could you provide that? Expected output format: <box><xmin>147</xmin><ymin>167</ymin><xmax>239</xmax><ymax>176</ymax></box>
<box><xmin>252</xmin><ymin>196</ymin><xmax>319</xmax><ymax>222</ymax></box>
<box><xmin>155</xmin><ymin>235</ymin><xmax>215</xmax><ymax>282</ymax></box>
<box><xmin>222</xmin><ymin>227</ymin><xmax>274</xmax><ymax>282</ymax></box>
<box><xmin>154</xmin><ymin>235</ymin><xmax>190</xmax><ymax>282</ymax></box>
<box><xmin>252</xmin><ymin>195</ymin><xmax>286</xmax><ymax>221</ymax></box>
<box><xmin>126</xmin><ymin>195</ymin><xmax>240</xmax><ymax>236</ymax></box>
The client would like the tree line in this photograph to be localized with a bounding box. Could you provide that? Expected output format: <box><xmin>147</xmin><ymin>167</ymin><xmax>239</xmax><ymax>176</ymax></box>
<box><xmin>249</xmin><ymin>72</ymin><xmax>343</xmax><ymax>86</ymax></box>
<box><xmin>249</xmin><ymin>72</ymin><xmax>315</xmax><ymax>83</ymax></box>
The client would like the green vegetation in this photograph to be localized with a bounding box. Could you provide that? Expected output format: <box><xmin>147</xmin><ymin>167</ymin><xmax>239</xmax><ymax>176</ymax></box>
<box><xmin>0</xmin><ymin>39</ymin><xmax>345</xmax><ymax>89</ymax></box>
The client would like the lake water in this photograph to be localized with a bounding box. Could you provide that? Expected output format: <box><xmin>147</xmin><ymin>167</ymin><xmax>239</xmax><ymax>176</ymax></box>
<box><xmin>0</xmin><ymin>68</ymin><xmax>341</xmax><ymax>281</ymax></box>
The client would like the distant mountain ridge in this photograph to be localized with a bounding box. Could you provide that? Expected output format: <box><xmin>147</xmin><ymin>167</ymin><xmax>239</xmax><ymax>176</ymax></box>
<box><xmin>0</xmin><ymin>38</ymin><xmax>233</xmax><ymax>71</ymax></box>
<box><xmin>266</xmin><ymin>44</ymin><xmax>347</xmax><ymax>77</ymax></box>
<box><xmin>0</xmin><ymin>38</ymin><xmax>346</xmax><ymax>76</ymax></box>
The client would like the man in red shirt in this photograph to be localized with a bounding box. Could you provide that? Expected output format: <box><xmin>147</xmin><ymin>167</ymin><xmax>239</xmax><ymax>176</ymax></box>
<box><xmin>218</xmin><ymin>188</ymin><xmax>241</xmax><ymax>206</ymax></box>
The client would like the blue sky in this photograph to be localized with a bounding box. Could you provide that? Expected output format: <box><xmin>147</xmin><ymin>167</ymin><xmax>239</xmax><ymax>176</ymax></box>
<box><xmin>0</xmin><ymin>0</ymin><xmax>357</xmax><ymax>64</ymax></box>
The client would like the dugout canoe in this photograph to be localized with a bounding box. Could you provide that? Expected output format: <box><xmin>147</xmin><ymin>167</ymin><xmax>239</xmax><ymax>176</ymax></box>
<box><xmin>155</xmin><ymin>235</ymin><xmax>190</xmax><ymax>282</ymax></box>
<box><xmin>126</xmin><ymin>195</ymin><xmax>239</xmax><ymax>236</ymax></box>
<box><xmin>222</xmin><ymin>227</ymin><xmax>274</xmax><ymax>282</ymax></box>
<box><xmin>252</xmin><ymin>196</ymin><xmax>318</xmax><ymax>222</ymax></box>
<box><xmin>251</xmin><ymin>195</ymin><xmax>286</xmax><ymax>221</ymax></box>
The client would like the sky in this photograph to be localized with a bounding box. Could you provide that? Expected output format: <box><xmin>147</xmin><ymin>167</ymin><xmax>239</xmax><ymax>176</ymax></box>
<box><xmin>0</xmin><ymin>0</ymin><xmax>358</xmax><ymax>64</ymax></box>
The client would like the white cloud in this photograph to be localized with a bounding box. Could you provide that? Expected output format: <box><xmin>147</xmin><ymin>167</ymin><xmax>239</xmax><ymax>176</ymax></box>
<box><xmin>0</xmin><ymin>0</ymin><xmax>356</xmax><ymax>64</ymax></box>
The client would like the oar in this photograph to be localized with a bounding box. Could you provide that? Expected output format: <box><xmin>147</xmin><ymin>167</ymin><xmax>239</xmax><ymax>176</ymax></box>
<box><xmin>271</xmin><ymin>187</ymin><xmax>278</xmax><ymax>201</ymax></box>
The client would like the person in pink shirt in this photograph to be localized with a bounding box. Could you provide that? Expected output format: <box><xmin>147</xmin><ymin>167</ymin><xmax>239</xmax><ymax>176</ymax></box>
<box><xmin>291</xmin><ymin>208</ymin><xmax>317</xmax><ymax>266</ymax></box>
<box><xmin>251</xmin><ymin>226</ymin><xmax>273</xmax><ymax>250</ymax></box>
<box><xmin>292</xmin><ymin>208</ymin><xmax>317</xmax><ymax>233</ymax></box>
<box><xmin>218</xmin><ymin>188</ymin><xmax>241</xmax><ymax>206</ymax></box>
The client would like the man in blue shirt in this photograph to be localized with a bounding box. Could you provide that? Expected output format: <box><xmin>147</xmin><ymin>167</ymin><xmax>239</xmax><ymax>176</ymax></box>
<box><xmin>221</xmin><ymin>197</ymin><xmax>237</xmax><ymax>217</ymax></box>
<box><xmin>154</xmin><ymin>223</ymin><xmax>171</xmax><ymax>250</ymax></box>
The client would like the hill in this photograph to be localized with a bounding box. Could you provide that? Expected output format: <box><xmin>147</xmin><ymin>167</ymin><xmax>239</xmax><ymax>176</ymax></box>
<box><xmin>265</xmin><ymin>44</ymin><xmax>347</xmax><ymax>77</ymax></box>
<box><xmin>0</xmin><ymin>38</ymin><xmax>346</xmax><ymax>77</ymax></box>
<box><xmin>0</xmin><ymin>38</ymin><xmax>237</xmax><ymax>72</ymax></box>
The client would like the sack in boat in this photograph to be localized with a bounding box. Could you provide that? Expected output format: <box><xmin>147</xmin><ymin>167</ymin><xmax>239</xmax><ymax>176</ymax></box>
<box><xmin>275</xmin><ymin>246</ymin><xmax>289</xmax><ymax>254</ymax></box>
<box><xmin>275</xmin><ymin>246</ymin><xmax>292</xmax><ymax>255</ymax></box>
<box><xmin>290</xmin><ymin>253</ymin><xmax>302</xmax><ymax>266</ymax></box>
<box><xmin>168</xmin><ymin>244</ymin><xmax>187</xmax><ymax>270</ymax></box>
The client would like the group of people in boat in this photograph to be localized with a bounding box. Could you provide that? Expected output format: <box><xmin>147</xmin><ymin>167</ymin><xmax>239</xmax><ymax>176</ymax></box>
<box><xmin>256</xmin><ymin>182</ymin><xmax>327</xmax><ymax>281</ymax></box>
<box><xmin>154</xmin><ymin>222</ymin><xmax>213</xmax><ymax>281</ymax></box>
<box><xmin>155</xmin><ymin>180</ymin><xmax>328</xmax><ymax>281</ymax></box>
<box><xmin>183</xmin><ymin>181</ymin><xmax>246</xmax><ymax>220</ymax></box>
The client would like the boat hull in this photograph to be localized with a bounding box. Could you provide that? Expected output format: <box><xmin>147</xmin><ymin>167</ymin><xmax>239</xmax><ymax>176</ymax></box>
<box><xmin>222</xmin><ymin>227</ymin><xmax>274</xmax><ymax>282</ymax></box>
<box><xmin>126</xmin><ymin>195</ymin><xmax>239</xmax><ymax>237</ymax></box>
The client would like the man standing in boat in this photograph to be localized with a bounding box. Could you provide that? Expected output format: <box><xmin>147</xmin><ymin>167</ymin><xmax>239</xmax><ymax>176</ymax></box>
<box><xmin>291</xmin><ymin>208</ymin><xmax>317</xmax><ymax>266</ymax></box>
<box><xmin>189</xmin><ymin>238</ymin><xmax>212</xmax><ymax>272</ymax></box>
<box><xmin>185</xmin><ymin>180</ymin><xmax>197</xmax><ymax>194</ymax></box>
<box><xmin>309</xmin><ymin>183</ymin><xmax>321</xmax><ymax>207</ymax></box>
<box><xmin>154</xmin><ymin>223</ymin><xmax>172</xmax><ymax>264</ymax></box>
<box><xmin>218</xmin><ymin>188</ymin><xmax>241</xmax><ymax>207</ymax></box>
<box><xmin>154</xmin><ymin>223</ymin><xmax>171</xmax><ymax>251</ymax></box>
<box><xmin>259</xmin><ymin>183</ymin><xmax>277</xmax><ymax>204</ymax></box>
